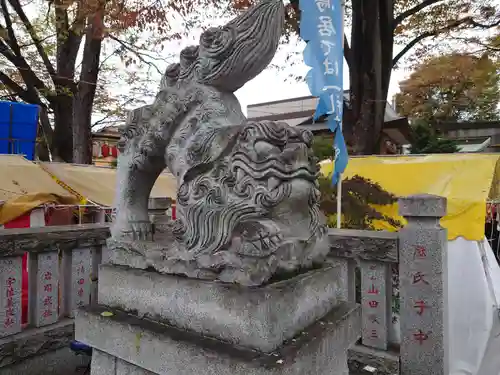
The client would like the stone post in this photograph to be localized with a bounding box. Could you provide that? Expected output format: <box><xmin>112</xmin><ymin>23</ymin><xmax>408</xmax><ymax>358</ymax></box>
<box><xmin>0</xmin><ymin>256</ymin><xmax>22</xmax><ymax>337</ymax></box>
<box><xmin>398</xmin><ymin>194</ymin><xmax>449</xmax><ymax>375</ymax></box>
<box><xmin>147</xmin><ymin>197</ymin><xmax>172</xmax><ymax>230</ymax></box>
<box><xmin>359</xmin><ymin>260</ymin><xmax>392</xmax><ymax>350</ymax></box>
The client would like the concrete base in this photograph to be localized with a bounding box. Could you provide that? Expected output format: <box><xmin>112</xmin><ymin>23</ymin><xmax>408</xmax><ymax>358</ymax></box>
<box><xmin>76</xmin><ymin>303</ymin><xmax>360</xmax><ymax>375</ymax></box>
<box><xmin>98</xmin><ymin>264</ymin><xmax>348</xmax><ymax>352</ymax></box>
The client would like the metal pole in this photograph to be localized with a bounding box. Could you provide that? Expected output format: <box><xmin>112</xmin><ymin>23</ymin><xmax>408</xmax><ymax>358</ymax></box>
<box><xmin>336</xmin><ymin>0</ymin><xmax>345</xmax><ymax>229</ymax></box>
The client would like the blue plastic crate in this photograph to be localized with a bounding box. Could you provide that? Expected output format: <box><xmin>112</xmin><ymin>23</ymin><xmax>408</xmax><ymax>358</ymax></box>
<box><xmin>0</xmin><ymin>101</ymin><xmax>39</xmax><ymax>160</ymax></box>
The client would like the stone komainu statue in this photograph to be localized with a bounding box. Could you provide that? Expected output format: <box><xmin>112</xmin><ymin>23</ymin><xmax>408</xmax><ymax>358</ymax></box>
<box><xmin>109</xmin><ymin>0</ymin><xmax>330</xmax><ymax>286</ymax></box>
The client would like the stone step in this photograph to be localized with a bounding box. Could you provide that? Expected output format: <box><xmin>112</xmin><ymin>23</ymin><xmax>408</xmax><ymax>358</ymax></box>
<box><xmin>97</xmin><ymin>264</ymin><xmax>349</xmax><ymax>352</ymax></box>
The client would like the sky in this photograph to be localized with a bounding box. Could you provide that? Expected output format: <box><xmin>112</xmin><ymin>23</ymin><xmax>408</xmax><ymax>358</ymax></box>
<box><xmin>17</xmin><ymin>0</ymin><xmax>495</xmax><ymax>124</ymax></box>
<box><xmin>234</xmin><ymin>42</ymin><xmax>408</xmax><ymax>115</ymax></box>
<box><xmin>101</xmin><ymin>2</ymin><xmax>416</xmax><ymax>120</ymax></box>
<box><xmin>156</xmin><ymin>29</ymin><xmax>410</xmax><ymax>117</ymax></box>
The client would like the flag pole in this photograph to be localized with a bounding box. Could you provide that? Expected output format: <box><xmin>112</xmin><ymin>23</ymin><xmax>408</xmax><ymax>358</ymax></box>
<box><xmin>336</xmin><ymin>0</ymin><xmax>345</xmax><ymax>229</ymax></box>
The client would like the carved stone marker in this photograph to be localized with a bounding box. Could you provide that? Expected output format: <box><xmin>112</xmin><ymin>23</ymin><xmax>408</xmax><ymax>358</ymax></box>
<box><xmin>61</xmin><ymin>247</ymin><xmax>93</xmax><ymax>318</ymax></box>
<box><xmin>360</xmin><ymin>260</ymin><xmax>392</xmax><ymax>350</ymax></box>
<box><xmin>0</xmin><ymin>257</ymin><xmax>22</xmax><ymax>337</ymax></box>
<box><xmin>398</xmin><ymin>194</ymin><xmax>449</xmax><ymax>375</ymax></box>
<box><xmin>29</xmin><ymin>250</ymin><xmax>60</xmax><ymax>327</ymax></box>
<box><xmin>76</xmin><ymin>0</ymin><xmax>361</xmax><ymax>374</ymax></box>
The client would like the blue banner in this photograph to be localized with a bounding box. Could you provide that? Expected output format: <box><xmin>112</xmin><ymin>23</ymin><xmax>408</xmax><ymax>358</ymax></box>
<box><xmin>300</xmin><ymin>0</ymin><xmax>348</xmax><ymax>185</ymax></box>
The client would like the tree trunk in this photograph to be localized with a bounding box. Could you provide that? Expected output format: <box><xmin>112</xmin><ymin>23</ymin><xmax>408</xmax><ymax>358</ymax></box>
<box><xmin>50</xmin><ymin>1</ymin><xmax>84</xmax><ymax>162</ymax></box>
<box><xmin>35</xmin><ymin>106</ymin><xmax>52</xmax><ymax>161</ymax></box>
<box><xmin>347</xmin><ymin>0</ymin><xmax>394</xmax><ymax>155</ymax></box>
<box><xmin>51</xmin><ymin>96</ymin><xmax>74</xmax><ymax>161</ymax></box>
<box><xmin>73</xmin><ymin>9</ymin><xmax>104</xmax><ymax>164</ymax></box>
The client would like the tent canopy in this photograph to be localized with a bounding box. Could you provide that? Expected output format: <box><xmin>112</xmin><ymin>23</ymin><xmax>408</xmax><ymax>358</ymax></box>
<box><xmin>0</xmin><ymin>155</ymin><xmax>79</xmax><ymax>224</ymax></box>
<box><xmin>320</xmin><ymin>153</ymin><xmax>500</xmax><ymax>241</ymax></box>
<box><xmin>40</xmin><ymin>162</ymin><xmax>177</xmax><ymax>207</ymax></box>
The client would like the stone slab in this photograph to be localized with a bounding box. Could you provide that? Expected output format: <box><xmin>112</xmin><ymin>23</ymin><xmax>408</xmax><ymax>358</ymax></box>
<box><xmin>31</xmin><ymin>251</ymin><xmax>60</xmax><ymax>327</ymax></box>
<box><xmin>360</xmin><ymin>261</ymin><xmax>392</xmax><ymax>350</ymax></box>
<box><xmin>0</xmin><ymin>256</ymin><xmax>22</xmax><ymax>338</ymax></box>
<box><xmin>98</xmin><ymin>264</ymin><xmax>347</xmax><ymax>352</ymax></box>
<box><xmin>0</xmin><ymin>224</ymin><xmax>109</xmax><ymax>257</ymax></box>
<box><xmin>148</xmin><ymin>198</ymin><xmax>172</xmax><ymax>211</ymax></box>
<box><xmin>398</xmin><ymin>195</ymin><xmax>446</xmax><ymax>218</ymax></box>
<box><xmin>328</xmin><ymin>229</ymin><xmax>398</xmax><ymax>263</ymax></box>
<box><xmin>75</xmin><ymin>303</ymin><xmax>361</xmax><ymax>375</ymax></box>
<box><xmin>71</xmin><ymin>247</ymin><xmax>93</xmax><ymax>313</ymax></box>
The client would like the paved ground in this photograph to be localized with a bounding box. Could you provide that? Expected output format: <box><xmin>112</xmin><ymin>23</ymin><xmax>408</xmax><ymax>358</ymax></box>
<box><xmin>71</xmin><ymin>365</ymin><xmax>90</xmax><ymax>375</ymax></box>
<box><xmin>67</xmin><ymin>355</ymin><xmax>90</xmax><ymax>375</ymax></box>
<box><xmin>2</xmin><ymin>348</ymin><xmax>90</xmax><ymax>375</ymax></box>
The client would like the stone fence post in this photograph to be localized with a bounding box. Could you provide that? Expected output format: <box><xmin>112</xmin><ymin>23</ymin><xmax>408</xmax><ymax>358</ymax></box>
<box><xmin>148</xmin><ymin>197</ymin><xmax>172</xmax><ymax>227</ymax></box>
<box><xmin>398</xmin><ymin>194</ymin><xmax>449</xmax><ymax>375</ymax></box>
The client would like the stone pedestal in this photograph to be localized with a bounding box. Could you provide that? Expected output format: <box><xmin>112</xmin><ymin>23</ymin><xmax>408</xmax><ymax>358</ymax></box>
<box><xmin>76</xmin><ymin>264</ymin><xmax>361</xmax><ymax>375</ymax></box>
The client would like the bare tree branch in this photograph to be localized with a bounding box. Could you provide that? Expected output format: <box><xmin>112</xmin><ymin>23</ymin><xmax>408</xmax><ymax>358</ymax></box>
<box><xmin>393</xmin><ymin>16</ymin><xmax>500</xmax><ymax>66</ymax></box>
<box><xmin>0</xmin><ymin>0</ymin><xmax>20</xmax><ymax>55</ymax></box>
<box><xmin>469</xmin><ymin>18</ymin><xmax>500</xmax><ymax>29</ymax></box>
<box><xmin>393</xmin><ymin>0</ymin><xmax>444</xmax><ymax>28</ymax></box>
<box><xmin>108</xmin><ymin>34</ymin><xmax>164</xmax><ymax>75</ymax></box>
<box><xmin>18</xmin><ymin>33</ymin><xmax>56</xmax><ymax>48</ymax></box>
<box><xmin>7</xmin><ymin>0</ymin><xmax>57</xmax><ymax>79</ymax></box>
<box><xmin>0</xmin><ymin>70</ymin><xmax>28</xmax><ymax>98</ymax></box>
<box><xmin>393</xmin><ymin>31</ymin><xmax>435</xmax><ymax>66</ymax></box>
<box><xmin>0</xmin><ymin>1</ymin><xmax>50</xmax><ymax>95</ymax></box>
<box><xmin>453</xmin><ymin>36</ymin><xmax>500</xmax><ymax>52</ymax></box>
<box><xmin>91</xmin><ymin>97</ymin><xmax>134</xmax><ymax>128</ymax></box>
<box><xmin>343</xmin><ymin>34</ymin><xmax>352</xmax><ymax>68</ymax></box>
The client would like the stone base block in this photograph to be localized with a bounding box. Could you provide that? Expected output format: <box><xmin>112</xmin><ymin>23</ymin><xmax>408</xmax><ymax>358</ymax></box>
<box><xmin>98</xmin><ymin>264</ymin><xmax>347</xmax><ymax>352</ymax></box>
<box><xmin>76</xmin><ymin>303</ymin><xmax>360</xmax><ymax>375</ymax></box>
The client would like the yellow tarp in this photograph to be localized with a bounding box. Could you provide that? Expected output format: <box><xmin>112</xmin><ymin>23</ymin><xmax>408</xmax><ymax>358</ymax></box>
<box><xmin>0</xmin><ymin>155</ymin><xmax>79</xmax><ymax>224</ymax></box>
<box><xmin>320</xmin><ymin>154</ymin><xmax>500</xmax><ymax>241</ymax></box>
<box><xmin>40</xmin><ymin>162</ymin><xmax>177</xmax><ymax>207</ymax></box>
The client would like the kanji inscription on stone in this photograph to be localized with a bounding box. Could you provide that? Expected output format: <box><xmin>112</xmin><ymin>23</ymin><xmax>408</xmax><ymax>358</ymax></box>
<box><xmin>35</xmin><ymin>251</ymin><xmax>59</xmax><ymax>326</ymax></box>
<box><xmin>70</xmin><ymin>248</ymin><xmax>92</xmax><ymax>316</ymax></box>
<box><xmin>360</xmin><ymin>261</ymin><xmax>391</xmax><ymax>350</ymax></box>
<box><xmin>0</xmin><ymin>257</ymin><xmax>22</xmax><ymax>337</ymax></box>
<box><xmin>399</xmin><ymin>194</ymin><xmax>448</xmax><ymax>375</ymax></box>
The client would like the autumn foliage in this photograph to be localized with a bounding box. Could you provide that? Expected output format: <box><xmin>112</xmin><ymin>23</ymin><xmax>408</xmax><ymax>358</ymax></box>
<box><xmin>2</xmin><ymin>0</ymin><xmax>500</xmax><ymax>162</ymax></box>
<box><xmin>396</xmin><ymin>53</ymin><xmax>500</xmax><ymax>123</ymax></box>
<box><xmin>0</xmin><ymin>0</ymin><xmax>238</xmax><ymax>163</ymax></box>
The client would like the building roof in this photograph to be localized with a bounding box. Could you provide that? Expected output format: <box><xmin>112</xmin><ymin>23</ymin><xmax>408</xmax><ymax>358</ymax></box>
<box><xmin>437</xmin><ymin>121</ymin><xmax>500</xmax><ymax>132</ymax></box>
<box><xmin>457</xmin><ymin>137</ymin><xmax>492</xmax><ymax>153</ymax></box>
<box><xmin>247</xmin><ymin>94</ymin><xmax>411</xmax><ymax>145</ymax></box>
<box><xmin>93</xmin><ymin>125</ymin><xmax>124</xmax><ymax>140</ymax></box>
